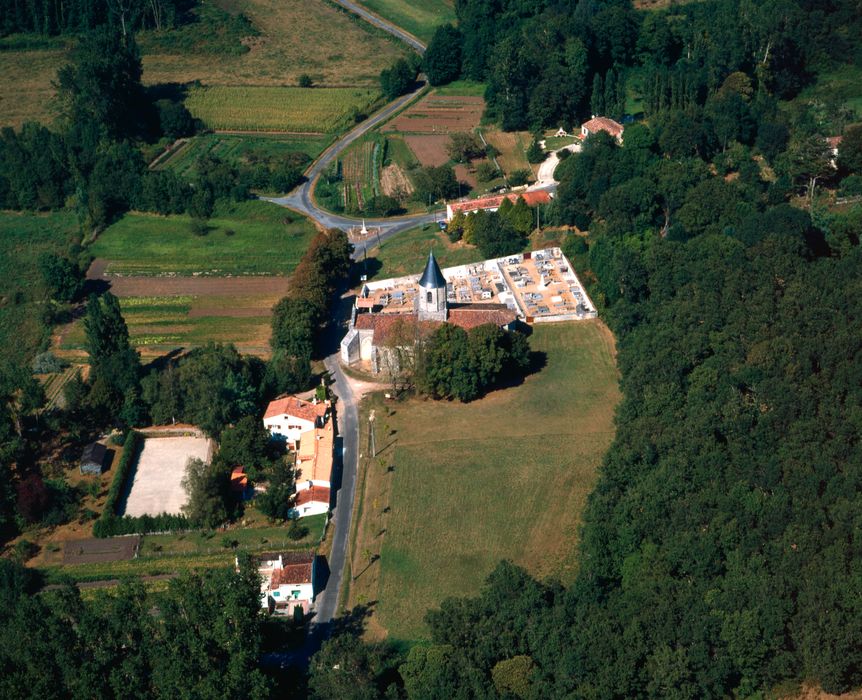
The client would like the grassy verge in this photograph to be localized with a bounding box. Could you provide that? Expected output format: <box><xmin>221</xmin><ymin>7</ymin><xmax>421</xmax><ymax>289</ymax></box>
<box><xmin>346</xmin><ymin>322</ymin><xmax>621</xmax><ymax>642</ymax></box>
<box><xmin>355</xmin><ymin>0</ymin><xmax>456</xmax><ymax>44</ymax></box>
<box><xmin>0</xmin><ymin>211</ymin><xmax>80</xmax><ymax>365</ymax></box>
<box><xmin>89</xmin><ymin>200</ymin><xmax>315</xmax><ymax>276</ymax></box>
<box><xmin>431</xmin><ymin>80</ymin><xmax>487</xmax><ymax>97</ymax></box>
<box><xmin>362</xmin><ymin>225</ymin><xmax>481</xmax><ymax>280</ymax></box>
<box><xmin>185</xmin><ymin>86</ymin><xmax>380</xmax><ymax>133</ymax></box>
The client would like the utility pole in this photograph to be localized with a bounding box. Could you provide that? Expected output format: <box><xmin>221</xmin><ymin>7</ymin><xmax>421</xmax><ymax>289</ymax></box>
<box><xmin>369</xmin><ymin>410</ymin><xmax>377</xmax><ymax>458</ymax></box>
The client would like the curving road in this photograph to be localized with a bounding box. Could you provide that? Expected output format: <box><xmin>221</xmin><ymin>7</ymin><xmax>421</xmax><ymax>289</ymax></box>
<box><xmin>263</xmin><ymin>2</ymin><xmax>440</xmax><ymax>260</ymax></box>
<box><xmin>331</xmin><ymin>0</ymin><xmax>426</xmax><ymax>54</ymax></box>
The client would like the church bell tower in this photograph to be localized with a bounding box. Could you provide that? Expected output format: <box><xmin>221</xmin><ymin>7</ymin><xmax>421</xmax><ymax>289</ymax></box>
<box><xmin>416</xmin><ymin>250</ymin><xmax>447</xmax><ymax>322</ymax></box>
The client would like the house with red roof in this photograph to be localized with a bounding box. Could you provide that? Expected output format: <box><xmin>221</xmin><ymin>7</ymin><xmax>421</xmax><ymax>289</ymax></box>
<box><xmin>248</xmin><ymin>551</ymin><xmax>319</xmax><ymax>616</ymax></box>
<box><xmin>580</xmin><ymin>116</ymin><xmax>624</xmax><ymax>143</ymax></box>
<box><xmin>445</xmin><ymin>190</ymin><xmax>552</xmax><ymax>222</ymax></box>
<box><xmin>262</xmin><ymin>395</ymin><xmax>330</xmax><ymax>448</ymax></box>
<box><xmin>290</xmin><ymin>485</ymin><xmax>331</xmax><ymax>519</ymax></box>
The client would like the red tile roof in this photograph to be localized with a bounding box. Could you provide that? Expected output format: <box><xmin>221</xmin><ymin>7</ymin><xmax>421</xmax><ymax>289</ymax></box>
<box><xmin>230</xmin><ymin>467</ymin><xmax>248</xmax><ymax>492</ymax></box>
<box><xmin>448</xmin><ymin>191</ymin><xmax>551</xmax><ymax>216</ymax></box>
<box><xmin>448</xmin><ymin>307</ymin><xmax>518</xmax><ymax>330</ymax></box>
<box><xmin>581</xmin><ymin>116</ymin><xmax>624</xmax><ymax>138</ymax></box>
<box><xmin>354</xmin><ymin>308</ymin><xmax>517</xmax><ymax>343</ymax></box>
<box><xmin>268</xmin><ymin>552</ymin><xmax>315</xmax><ymax>588</ymax></box>
<box><xmin>296</xmin><ymin>486</ymin><xmax>331</xmax><ymax>507</ymax></box>
<box><xmin>264</xmin><ymin>395</ymin><xmax>327</xmax><ymax>422</ymax></box>
<box><xmin>826</xmin><ymin>135</ymin><xmax>843</xmax><ymax>149</ymax></box>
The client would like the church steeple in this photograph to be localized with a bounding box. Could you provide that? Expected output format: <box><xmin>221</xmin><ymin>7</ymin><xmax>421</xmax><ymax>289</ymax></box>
<box><xmin>416</xmin><ymin>250</ymin><xmax>447</xmax><ymax>321</ymax></box>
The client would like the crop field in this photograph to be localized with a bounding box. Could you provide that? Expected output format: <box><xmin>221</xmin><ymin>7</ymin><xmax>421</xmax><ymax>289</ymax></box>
<box><xmin>382</xmin><ymin>94</ymin><xmax>485</xmax><ymax>134</ymax></box>
<box><xmin>184</xmin><ymin>86</ymin><xmax>380</xmax><ymax>132</ymax></box>
<box><xmin>402</xmin><ymin>134</ymin><xmax>451</xmax><ymax>167</ymax></box>
<box><xmin>356</xmin><ymin>0</ymin><xmax>456</xmax><ymax>44</ymax></box>
<box><xmin>340</xmin><ymin>136</ymin><xmax>386</xmax><ymax>210</ymax></box>
<box><xmin>0</xmin><ymin>211</ymin><xmax>80</xmax><ymax>364</ymax></box>
<box><xmin>158</xmin><ymin>133</ymin><xmax>332</xmax><ymax>178</ymax></box>
<box><xmin>89</xmin><ymin>201</ymin><xmax>314</xmax><ymax>276</ymax></box>
<box><xmin>485</xmin><ymin>129</ymin><xmax>533</xmax><ymax>173</ymax></box>
<box><xmin>347</xmin><ymin>322</ymin><xmax>621</xmax><ymax>642</ymax></box>
<box><xmin>0</xmin><ymin>0</ymin><xmax>407</xmax><ymax>128</ymax></box>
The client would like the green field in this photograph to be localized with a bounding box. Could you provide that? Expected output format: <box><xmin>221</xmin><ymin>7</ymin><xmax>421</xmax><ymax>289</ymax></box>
<box><xmin>355</xmin><ymin>322</ymin><xmax>620</xmax><ymax>642</ymax></box>
<box><xmin>793</xmin><ymin>64</ymin><xmax>862</xmax><ymax>131</ymax></box>
<box><xmin>159</xmin><ymin>133</ymin><xmax>333</xmax><ymax>178</ymax></box>
<box><xmin>363</xmin><ymin>225</ymin><xmax>484</xmax><ymax>280</ymax></box>
<box><xmin>431</xmin><ymin>80</ymin><xmax>486</xmax><ymax>97</ymax></box>
<box><xmin>357</xmin><ymin>0</ymin><xmax>456</xmax><ymax>44</ymax></box>
<box><xmin>185</xmin><ymin>86</ymin><xmax>380</xmax><ymax>132</ymax></box>
<box><xmin>0</xmin><ymin>211</ymin><xmax>80</xmax><ymax>364</ymax></box>
<box><xmin>89</xmin><ymin>200</ymin><xmax>315</xmax><ymax>276</ymax></box>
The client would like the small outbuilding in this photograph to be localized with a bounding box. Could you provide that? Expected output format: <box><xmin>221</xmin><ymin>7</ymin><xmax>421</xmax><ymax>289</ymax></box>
<box><xmin>80</xmin><ymin>442</ymin><xmax>107</xmax><ymax>475</ymax></box>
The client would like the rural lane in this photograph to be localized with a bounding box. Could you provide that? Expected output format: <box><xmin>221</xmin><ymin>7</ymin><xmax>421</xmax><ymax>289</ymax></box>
<box><xmin>331</xmin><ymin>0</ymin><xmax>426</xmax><ymax>54</ymax></box>
<box><xmin>264</xmin><ymin>0</ymin><xmax>438</xmax><ymax>259</ymax></box>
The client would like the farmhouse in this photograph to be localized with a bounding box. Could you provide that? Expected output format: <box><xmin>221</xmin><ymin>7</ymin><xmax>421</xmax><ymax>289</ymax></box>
<box><xmin>251</xmin><ymin>552</ymin><xmax>318</xmax><ymax>615</ymax></box>
<box><xmin>290</xmin><ymin>486</ymin><xmax>331</xmax><ymax>519</ymax></box>
<box><xmin>263</xmin><ymin>395</ymin><xmax>330</xmax><ymax>448</ymax></box>
<box><xmin>580</xmin><ymin>116</ymin><xmax>624</xmax><ymax>143</ymax></box>
<box><xmin>341</xmin><ymin>248</ymin><xmax>596</xmax><ymax>375</ymax></box>
<box><xmin>295</xmin><ymin>420</ymin><xmax>334</xmax><ymax>492</ymax></box>
<box><xmin>80</xmin><ymin>442</ymin><xmax>107</xmax><ymax>475</ymax></box>
<box><xmin>445</xmin><ymin>191</ymin><xmax>552</xmax><ymax>222</ymax></box>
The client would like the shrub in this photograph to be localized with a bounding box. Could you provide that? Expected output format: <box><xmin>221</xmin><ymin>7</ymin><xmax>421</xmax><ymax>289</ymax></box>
<box><xmin>12</xmin><ymin>540</ymin><xmax>38</xmax><ymax>563</ymax></box>
<box><xmin>508</xmin><ymin>169</ymin><xmax>531</xmax><ymax>187</ymax></box>
<box><xmin>31</xmin><ymin>352</ymin><xmax>67</xmax><ymax>374</ymax></box>
<box><xmin>839</xmin><ymin>174</ymin><xmax>862</xmax><ymax>197</ymax></box>
<box><xmin>526</xmin><ymin>140</ymin><xmax>545</xmax><ymax>164</ymax></box>
<box><xmin>92</xmin><ymin>431</ymin><xmax>141</xmax><ymax>537</ymax></box>
<box><xmin>476</xmin><ymin>162</ymin><xmax>500</xmax><ymax>182</ymax></box>
<box><xmin>94</xmin><ymin>512</ymin><xmax>189</xmax><ymax>537</ymax></box>
<box><xmin>298</xmin><ymin>74</ymin><xmax>313</xmax><ymax>88</ymax></box>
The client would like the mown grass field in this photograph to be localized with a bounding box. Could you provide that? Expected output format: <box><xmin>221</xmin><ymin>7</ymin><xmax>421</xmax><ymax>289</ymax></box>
<box><xmin>430</xmin><ymin>80</ymin><xmax>486</xmax><ymax>97</ymax></box>
<box><xmin>89</xmin><ymin>200</ymin><xmax>314</xmax><ymax>276</ymax></box>
<box><xmin>159</xmin><ymin>133</ymin><xmax>333</xmax><ymax>178</ymax></box>
<box><xmin>0</xmin><ymin>211</ymin><xmax>80</xmax><ymax>364</ymax></box>
<box><xmin>356</xmin><ymin>0</ymin><xmax>456</xmax><ymax>44</ymax></box>
<box><xmin>0</xmin><ymin>0</ymin><xmax>407</xmax><ymax>128</ymax></box>
<box><xmin>185</xmin><ymin>86</ymin><xmax>380</xmax><ymax>132</ymax></box>
<box><xmin>348</xmin><ymin>322</ymin><xmax>620</xmax><ymax>642</ymax></box>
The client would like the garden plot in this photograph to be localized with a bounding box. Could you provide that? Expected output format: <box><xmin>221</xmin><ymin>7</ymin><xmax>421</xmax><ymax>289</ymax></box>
<box><xmin>122</xmin><ymin>436</ymin><xmax>214</xmax><ymax>517</ymax></box>
<box><xmin>382</xmin><ymin>95</ymin><xmax>485</xmax><ymax>134</ymax></box>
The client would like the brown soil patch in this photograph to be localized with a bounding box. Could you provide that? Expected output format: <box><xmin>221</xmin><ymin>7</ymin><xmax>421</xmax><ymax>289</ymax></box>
<box><xmin>383</xmin><ymin>95</ymin><xmax>485</xmax><ymax>134</ymax></box>
<box><xmin>453</xmin><ymin>164</ymin><xmax>477</xmax><ymax>188</ymax></box>
<box><xmin>380</xmin><ymin>163</ymin><xmax>414</xmax><ymax>198</ymax></box>
<box><xmin>63</xmin><ymin>536</ymin><xmax>141</xmax><ymax>565</ymax></box>
<box><xmin>87</xmin><ymin>263</ymin><xmax>291</xmax><ymax>297</ymax></box>
<box><xmin>403</xmin><ymin>134</ymin><xmax>451</xmax><ymax>167</ymax></box>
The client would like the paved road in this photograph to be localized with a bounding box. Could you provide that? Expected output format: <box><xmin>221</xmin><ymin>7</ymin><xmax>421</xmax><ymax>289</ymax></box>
<box><xmin>262</xmin><ymin>1</ymin><xmax>438</xmax><ymax>258</ymax></box>
<box><xmin>331</xmin><ymin>0</ymin><xmax>426</xmax><ymax>53</ymax></box>
<box><xmin>263</xmin><ymin>78</ymin><xmax>440</xmax><ymax>259</ymax></box>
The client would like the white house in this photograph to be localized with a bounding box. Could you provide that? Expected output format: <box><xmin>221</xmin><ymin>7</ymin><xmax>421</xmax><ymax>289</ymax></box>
<box><xmin>263</xmin><ymin>395</ymin><xmax>329</xmax><ymax>449</ymax></box>
<box><xmin>252</xmin><ymin>552</ymin><xmax>318</xmax><ymax>616</ymax></box>
<box><xmin>290</xmin><ymin>485</ymin><xmax>331</xmax><ymax>519</ymax></box>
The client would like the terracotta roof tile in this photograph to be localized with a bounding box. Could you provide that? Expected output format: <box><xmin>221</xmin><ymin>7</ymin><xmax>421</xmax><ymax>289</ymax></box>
<box><xmin>264</xmin><ymin>395</ymin><xmax>328</xmax><ymax>422</ymax></box>
<box><xmin>296</xmin><ymin>486</ymin><xmax>330</xmax><ymax>506</ymax></box>
<box><xmin>448</xmin><ymin>191</ymin><xmax>551</xmax><ymax>215</ymax></box>
<box><xmin>581</xmin><ymin>116</ymin><xmax>624</xmax><ymax>138</ymax></box>
<box><xmin>448</xmin><ymin>307</ymin><xmax>518</xmax><ymax>330</ymax></box>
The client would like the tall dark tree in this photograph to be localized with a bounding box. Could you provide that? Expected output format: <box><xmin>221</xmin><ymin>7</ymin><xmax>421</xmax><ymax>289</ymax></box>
<box><xmin>424</xmin><ymin>24</ymin><xmax>463</xmax><ymax>86</ymax></box>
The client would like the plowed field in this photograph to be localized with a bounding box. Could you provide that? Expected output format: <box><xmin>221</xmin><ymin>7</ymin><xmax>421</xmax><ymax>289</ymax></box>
<box><xmin>383</xmin><ymin>95</ymin><xmax>484</xmax><ymax>134</ymax></box>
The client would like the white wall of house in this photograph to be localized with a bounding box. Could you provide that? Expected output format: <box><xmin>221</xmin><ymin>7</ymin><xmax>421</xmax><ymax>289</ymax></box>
<box><xmin>263</xmin><ymin>414</ymin><xmax>315</xmax><ymax>446</ymax></box>
<box><xmin>289</xmin><ymin>500</ymin><xmax>329</xmax><ymax>519</ymax></box>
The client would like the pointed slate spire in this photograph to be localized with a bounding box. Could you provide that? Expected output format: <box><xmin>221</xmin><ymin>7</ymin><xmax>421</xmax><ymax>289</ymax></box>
<box><xmin>419</xmin><ymin>249</ymin><xmax>446</xmax><ymax>289</ymax></box>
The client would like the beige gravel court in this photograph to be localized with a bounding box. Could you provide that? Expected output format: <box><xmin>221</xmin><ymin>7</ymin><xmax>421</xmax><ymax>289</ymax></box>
<box><xmin>122</xmin><ymin>436</ymin><xmax>214</xmax><ymax>517</ymax></box>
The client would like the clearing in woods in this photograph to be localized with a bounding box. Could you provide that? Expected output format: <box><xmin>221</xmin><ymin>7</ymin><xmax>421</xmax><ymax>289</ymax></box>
<box><xmin>355</xmin><ymin>0</ymin><xmax>456</xmax><ymax>44</ymax></box>
<box><xmin>346</xmin><ymin>322</ymin><xmax>621</xmax><ymax>642</ymax></box>
<box><xmin>0</xmin><ymin>0</ymin><xmax>407</xmax><ymax>128</ymax></box>
<box><xmin>0</xmin><ymin>211</ymin><xmax>80</xmax><ymax>365</ymax></box>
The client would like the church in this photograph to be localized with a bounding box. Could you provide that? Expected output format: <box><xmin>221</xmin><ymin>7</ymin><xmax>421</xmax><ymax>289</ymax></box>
<box><xmin>340</xmin><ymin>251</ymin><xmax>518</xmax><ymax>376</ymax></box>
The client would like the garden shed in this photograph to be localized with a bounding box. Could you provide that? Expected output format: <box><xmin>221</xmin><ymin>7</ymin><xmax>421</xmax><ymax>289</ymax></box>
<box><xmin>80</xmin><ymin>442</ymin><xmax>107</xmax><ymax>475</ymax></box>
